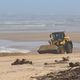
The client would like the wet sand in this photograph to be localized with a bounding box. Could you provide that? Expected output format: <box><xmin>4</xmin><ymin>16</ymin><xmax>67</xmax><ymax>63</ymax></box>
<box><xmin>0</xmin><ymin>32</ymin><xmax>79</xmax><ymax>42</ymax></box>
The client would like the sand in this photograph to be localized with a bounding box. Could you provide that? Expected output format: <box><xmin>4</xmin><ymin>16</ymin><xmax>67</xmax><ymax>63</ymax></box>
<box><xmin>0</xmin><ymin>32</ymin><xmax>79</xmax><ymax>80</ymax></box>
<box><xmin>0</xmin><ymin>32</ymin><xmax>79</xmax><ymax>42</ymax></box>
<box><xmin>0</xmin><ymin>53</ymin><xmax>80</xmax><ymax>80</ymax></box>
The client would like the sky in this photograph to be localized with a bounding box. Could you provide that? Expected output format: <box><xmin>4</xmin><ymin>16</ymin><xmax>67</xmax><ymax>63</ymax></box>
<box><xmin>0</xmin><ymin>0</ymin><xmax>80</xmax><ymax>15</ymax></box>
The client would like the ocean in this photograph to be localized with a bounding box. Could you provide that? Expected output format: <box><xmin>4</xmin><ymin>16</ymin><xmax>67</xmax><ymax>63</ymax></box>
<box><xmin>0</xmin><ymin>39</ymin><xmax>79</xmax><ymax>53</ymax></box>
<box><xmin>0</xmin><ymin>23</ymin><xmax>80</xmax><ymax>32</ymax></box>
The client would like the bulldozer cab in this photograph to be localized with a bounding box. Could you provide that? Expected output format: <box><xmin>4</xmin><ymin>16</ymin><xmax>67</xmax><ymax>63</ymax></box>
<box><xmin>50</xmin><ymin>32</ymin><xmax>65</xmax><ymax>41</ymax></box>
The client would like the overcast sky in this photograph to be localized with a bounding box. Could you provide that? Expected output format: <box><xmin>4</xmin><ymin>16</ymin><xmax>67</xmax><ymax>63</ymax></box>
<box><xmin>0</xmin><ymin>0</ymin><xmax>80</xmax><ymax>15</ymax></box>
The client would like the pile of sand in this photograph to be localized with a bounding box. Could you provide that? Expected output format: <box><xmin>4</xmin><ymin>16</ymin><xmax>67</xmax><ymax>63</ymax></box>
<box><xmin>35</xmin><ymin>67</ymin><xmax>80</xmax><ymax>80</ymax></box>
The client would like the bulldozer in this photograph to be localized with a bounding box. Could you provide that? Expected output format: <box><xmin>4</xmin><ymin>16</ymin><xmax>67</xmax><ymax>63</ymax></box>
<box><xmin>37</xmin><ymin>32</ymin><xmax>73</xmax><ymax>54</ymax></box>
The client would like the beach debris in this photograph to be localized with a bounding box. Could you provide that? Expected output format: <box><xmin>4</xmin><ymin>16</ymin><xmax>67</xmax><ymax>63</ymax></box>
<box><xmin>44</xmin><ymin>56</ymin><xmax>69</xmax><ymax>66</ymax></box>
<box><xmin>69</xmin><ymin>62</ymin><xmax>80</xmax><ymax>68</ymax></box>
<box><xmin>44</xmin><ymin>62</ymin><xmax>55</xmax><ymax>67</ymax></box>
<box><xmin>44</xmin><ymin>62</ymin><xmax>54</xmax><ymax>65</ymax></box>
<box><xmin>62</xmin><ymin>56</ymin><xmax>69</xmax><ymax>61</ymax></box>
<box><xmin>55</xmin><ymin>56</ymin><xmax>69</xmax><ymax>63</ymax></box>
<box><xmin>11</xmin><ymin>59</ymin><xmax>20</xmax><ymax>65</ymax></box>
<box><xmin>32</xmin><ymin>67</ymin><xmax>80</xmax><ymax>80</ymax></box>
<box><xmin>11</xmin><ymin>58</ymin><xmax>32</xmax><ymax>65</ymax></box>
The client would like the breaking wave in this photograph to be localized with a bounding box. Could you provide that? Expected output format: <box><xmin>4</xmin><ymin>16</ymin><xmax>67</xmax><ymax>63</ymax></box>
<box><xmin>0</xmin><ymin>47</ymin><xmax>31</xmax><ymax>53</ymax></box>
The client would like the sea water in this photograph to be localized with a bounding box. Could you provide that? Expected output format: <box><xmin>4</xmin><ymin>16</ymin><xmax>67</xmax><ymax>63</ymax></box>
<box><xmin>0</xmin><ymin>23</ymin><xmax>80</xmax><ymax>32</ymax></box>
<box><xmin>0</xmin><ymin>40</ymin><xmax>79</xmax><ymax>53</ymax></box>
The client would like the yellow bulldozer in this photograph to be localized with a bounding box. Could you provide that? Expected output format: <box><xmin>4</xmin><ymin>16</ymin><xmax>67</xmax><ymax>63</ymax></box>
<box><xmin>37</xmin><ymin>32</ymin><xmax>73</xmax><ymax>54</ymax></box>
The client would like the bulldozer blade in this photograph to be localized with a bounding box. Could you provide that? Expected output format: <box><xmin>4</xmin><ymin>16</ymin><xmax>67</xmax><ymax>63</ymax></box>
<box><xmin>37</xmin><ymin>45</ymin><xmax>59</xmax><ymax>54</ymax></box>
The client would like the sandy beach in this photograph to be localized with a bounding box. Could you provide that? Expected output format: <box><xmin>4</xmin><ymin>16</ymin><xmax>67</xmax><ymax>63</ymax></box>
<box><xmin>0</xmin><ymin>32</ymin><xmax>79</xmax><ymax>80</ymax></box>
<box><xmin>0</xmin><ymin>53</ymin><xmax>80</xmax><ymax>80</ymax></box>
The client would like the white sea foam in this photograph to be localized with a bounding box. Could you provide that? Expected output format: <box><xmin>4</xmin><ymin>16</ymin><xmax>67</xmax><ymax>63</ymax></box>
<box><xmin>0</xmin><ymin>47</ymin><xmax>31</xmax><ymax>53</ymax></box>
<box><xmin>0</xmin><ymin>23</ymin><xmax>80</xmax><ymax>32</ymax></box>
<box><xmin>0</xmin><ymin>40</ymin><xmax>79</xmax><ymax>53</ymax></box>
